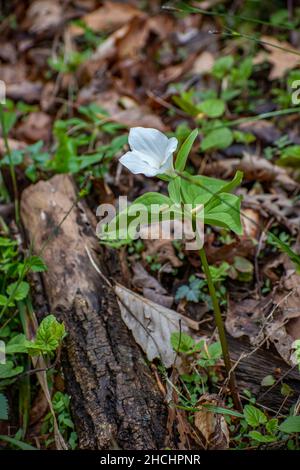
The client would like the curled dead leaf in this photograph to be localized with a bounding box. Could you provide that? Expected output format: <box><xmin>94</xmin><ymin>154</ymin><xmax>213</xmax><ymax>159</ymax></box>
<box><xmin>194</xmin><ymin>394</ymin><xmax>229</xmax><ymax>450</ymax></box>
<box><xmin>114</xmin><ymin>283</ymin><xmax>199</xmax><ymax>368</ymax></box>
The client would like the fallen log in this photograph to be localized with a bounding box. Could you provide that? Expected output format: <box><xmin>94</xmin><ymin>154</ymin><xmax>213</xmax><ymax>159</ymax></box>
<box><xmin>21</xmin><ymin>174</ymin><xmax>168</xmax><ymax>450</ymax></box>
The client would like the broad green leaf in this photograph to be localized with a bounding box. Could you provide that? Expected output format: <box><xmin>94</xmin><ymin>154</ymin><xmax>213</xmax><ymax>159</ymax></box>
<box><xmin>100</xmin><ymin>193</ymin><xmax>172</xmax><ymax>245</ymax></box>
<box><xmin>7</xmin><ymin>281</ymin><xmax>29</xmax><ymax>301</ymax></box>
<box><xmin>244</xmin><ymin>404</ymin><xmax>267</xmax><ymax>427</ymax></box>
<box><xmin>266</xmin><ymin>418</ymin><xmax>278</xmax><ymax>434</ymax></box>
<box><xmin>198</xmin><ymin>99</ymin><xmax>225</xmax><ymax>118</ymax></box>
<box><xmin>6</xmin><ymin>334</ymin><xmax>28</xmax><ymax>354</ymax></box>
<box><xmin>175</xmin><ymin>129</ymin><xmax>198</xmax><ymax>172</ymax></box>
<box><xmin>204</xmin><ymin>193</ymin><xmax>243</xmax><ymax>234</ymax></box>
<box><xmin>0</xmin><ymin>294</ymin><xmax>14</xmax><ymax>307</ymax></box>
<box><xmin>180</xmin><ymin>171</ymin><xmax>242</xmax><ymax>207</ymax></box>
<box><xmin>212</xmin><ymin>55</ymin><xmax>234</xmax><ymax>79</ymax></box>
<box><xmin>168</xmin><ymin>177</ymin><xmax>182</xmax><ymax>203</ymax></box>
<box><xmin>27</xmin><ymin>255</ymin><xmax>47</xmax><ymax>273</ymax></box>
<box><xmin>26</xmin><ymin>315</ymin><xmax>66</xmax><ymax>356</ymax></box>
<box><xmin>201</xmin><ymin>127</ymin><xmax>233</xmax><ymax>151</ymax></box>
<box><xmin>0</xmin><ymin>361</ymin><xmax>23</xmax><ymax>379</ymax></box>
<box><xmin>279</xmin><ymin>416</ymin><xmax>300</xmax><ymax>434</ymax></box>
<box><xmin>276</xmin><ymin>145</ymin><xmax>300</xmax><ymax>167</ymax></box>
<box><xmin>248</xmin><ymin>431</ymin><xmax>277</xmax><ymax>443</ymax></box>
<box><xmin>171</xmin><ymin>332</ymin><xmax>195</xmax><ymax>353</ymax></box>
<box><xmin>261</xmin><ymin>375</ymin><xmax>275</xmax><ymax>387</ymax></box>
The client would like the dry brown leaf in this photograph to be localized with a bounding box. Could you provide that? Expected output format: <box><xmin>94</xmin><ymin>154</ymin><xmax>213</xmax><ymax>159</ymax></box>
<box><xmin>241</xmin><ymin>208</ymin><xmax>261</xmax><ymax>240</ymax></box>
<box><xmin>0</xmin><ymin>137</ymin><xmax>26</xmax><ymax>156</ymax></box>
<box><xmin>25</xmin><ymin>0</ymin><xmax>63</xmax><ymax>34</ymax></box>
<box><xmin>111</xmin><ymin>106</ymin><xmax>166</xmax><ymax>131</ymax></box>
<box><xmin>244</xmin><ymin>193</ymin><xmax>300</xmax><ymax>234</ymax></box>
<box><xmin>68</xmin><ymin>1</ymin><xmax>143</xmax><ymax>36</ymax></box>
<box><xmin>192</xmin><ymin>51</ymin><xmax>215</xmax><ymax>75</ymax></box>
<box><xmin>132</xmin><ymin>262</ymin><xmax>173</xmax><ymax>308</ymax></box>
<box><xmin>158</xmin><ymin>54</ymin><xmax>196</xmax><ymax>84</ymax></box>
<box><xmin>6</xmin><ymin>81</ymin><xmax>43</xmax><ymax>104</ymax></box>
<box><xmin>194</xmin><ymin>394</ymin><xmax>229</xmax><ymax>450</ymax></box>
<box><xmin>16</xmin><ymin>112</ymin><xmax>52</xmax><ymax>143</ymax></box>
<box><xmin>255</xmin><ymin>36</ymin><xmax>300</xmax><ymax>79</ymax></box>
<box><xmin>143</xmin><ymin>239</ymin><xmax>183</xmax><ymax>269</ymax></box>
<box><xmin>115</xmin><ymin>283</ymin><xmax>199</xmax><ymax>368</ymax></box>
<box><xmin>226</xmin><ymin>298</ymin><xmax>267</xmax><ymax>342</ymax></box>
<box><xmin>239</xmin><ymin>120</ymin><xmax>281</xmax><ymax>144</ymax></box>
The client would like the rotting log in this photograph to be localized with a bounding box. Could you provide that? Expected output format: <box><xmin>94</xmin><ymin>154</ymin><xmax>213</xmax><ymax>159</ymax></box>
<box><xmin>21</xmin><ymin>174</ymin><xmax>168</xmax><ymax>450</ymax></box>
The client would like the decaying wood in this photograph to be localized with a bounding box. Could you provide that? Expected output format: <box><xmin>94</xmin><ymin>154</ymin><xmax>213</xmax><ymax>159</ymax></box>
<box><xmin>21</xmin><ymin>174</ymin><xmax>167</xmax><ymax>450</ymax></box>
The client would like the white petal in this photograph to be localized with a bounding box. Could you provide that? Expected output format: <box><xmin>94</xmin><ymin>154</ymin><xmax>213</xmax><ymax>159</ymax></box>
<box><xmin>159</xmin><ymin>153</ymin><xmax>175</xmax><ymax>175</ymax></box>
<box><xmin>128</xmin><ymin>127</ymin><xmax>169</xmax><ymax>168</ymax></box>
<box><xmin>161</xmin><ymin>136</ymin><xmax>178</xmax><ymax>166</ymax></box>
<box><xmin>119</xmin><ymin>151</ymin><xmax>160</xmax><ymax>177</ymax></box>
<box><xmin>166</xmin><ymin>137</ymin><xmax>178</xmax><ymax>156</ymax></box>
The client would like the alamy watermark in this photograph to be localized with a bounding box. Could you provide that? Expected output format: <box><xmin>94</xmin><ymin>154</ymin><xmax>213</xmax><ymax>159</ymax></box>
<box><xmin>96</xmin><ymin>196</ymin><xmax>205</xmax><ymax>250</ymax></box>
<box><xmin>0</xmin><ymin>80</ymin><xmax>6</xmax><ymax>104</ymax></box>
<box><xmin>0</xmin><ymin>340</ymin><xmax>5</xmax><ymax>364</ymax></box>
<box><xmin>291</xmin><ymin>80</ymin><xmax>300</xmax><ymax>105</ymax></box>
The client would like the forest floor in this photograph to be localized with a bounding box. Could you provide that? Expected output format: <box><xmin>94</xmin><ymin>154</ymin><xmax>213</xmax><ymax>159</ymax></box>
<box><xmin>0</xmin><ymin>0</ymin><xmax>300</xmax><ymax>451</ymax></box>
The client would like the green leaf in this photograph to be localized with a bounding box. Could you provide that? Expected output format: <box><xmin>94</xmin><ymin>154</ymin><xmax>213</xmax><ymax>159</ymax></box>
<box><xmin>180</xmin><ymin>171</ymin><xmax>242</xmax><ymax>207</ymax></box>
<box><xmin>261</xmin><ymin>375</ymin><xmax>276</xmax><ymax>387</ymax></box>
<box><xmin>27</xmin><ymin>255</ymin><xmax>48</xmax><ymax>273</ymax></box>
<box><xmin>266</xmin><ymin>418</ymin><xmax>278</xmax><ymax>434</ymax></box>
<box><xmin>6</xmin><ymin>334</ymin><xmax>28</xmax><ymax>354</ymax></box>
<box><xmin>244</xmin><ymin>404</ymin><xmax>267</xmax><ymax>427</ymax></box>
<box><xmin>276</xmin><ymin>145</ymin><xmax>300</xmax><ymax>167</ymax></box>
<box><xmin>100</xmin><ymin>193</ymin><xmax>172</xmax><ymax>245</ymax></box>
<box><xmin>279</xmin><ymin>416</ymin><xmax>300</xmax><ymax>434</ymax></box>
<box><xmin>268</xmin><ymin>232</ymin><xmax>300</xmax><ymax>269</ymax></box>
<box><xmin>6</xmin><ymin>281</ymin><xmax>29</xmax><ymax>301</ymax></box>
<box><xmin>198</xmin><ymin>99</ymin><xmax>225</xmax><ymax>118</ymax></box>
<box><xmin>175</xmin><ymin>129</ymin><xmax>198</xmax><ymax>172</ymax></box>
<box><xmin>201</xmin><ymin>127</ymin><xmax>233</xmax><ymax>151</ymax></box>
<box><xmin>172</xmin><ymin>95</ymin><xmax>199</xmax><ymax>116</ymax></box>
<box><xmin>171</xmin><ymin>332</ymin><xmax>195</xmax><ymax>353</ymax></box>
<box><xmin>26</xmin><ymin>315</ymin><xmax>66</xmax><ymax>356</ymax></box>
<box><xmin>0</xmin><ymin>294</ymin><xmax>14</xmax><ymax>307</ymax></box>
<box><xmin>0</xmin><ymin>361</ymin><xmax>23</xmax><ymax>379</ymax></box>
<box><xmin>248</xmin><ymin>431</ymin><xmax>277</xmax><ymax>443</ymax></box>
<box><xmin>204</xmin><ymin>193</ymin><xmax>243</xmax><ymax>234</ymax></box>
<box><xmin>212</xmin><ymin>55</ymin><xmax>234</xmax><ymax>79</ymax></box>
<box><xmin>168</xmin><ymin>177</ymin><xmax>182</xmax><ymax>203</ymax></box>
<box><xmin>0</xmin><ymin>393</ymin><xmax>8</xmax><ymax>420</ymax></box>
<box><xmin>0</xmin><ymin>435</ymin><xmax>38</xmax><ymax>450</ymax></box>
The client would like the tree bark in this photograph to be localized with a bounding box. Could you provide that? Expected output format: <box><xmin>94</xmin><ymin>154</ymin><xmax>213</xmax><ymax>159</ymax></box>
<box><xmin>21</xmin><ymin>174</ymin><xmax>168</xmax><ymax>450</ymax></box>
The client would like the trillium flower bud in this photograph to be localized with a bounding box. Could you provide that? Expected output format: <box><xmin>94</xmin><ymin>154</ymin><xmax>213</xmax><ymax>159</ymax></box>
<box><xmin>119</xmin><ymin>127</ymin><xmax>178</xmax><ymax>177</ymax></box>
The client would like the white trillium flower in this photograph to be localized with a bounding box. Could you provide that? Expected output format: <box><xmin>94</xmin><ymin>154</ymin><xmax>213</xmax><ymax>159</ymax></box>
<box><xmin>119</xmin><ymin>127</ymin><xmax>178</xmax><ymax>177</ymax></box>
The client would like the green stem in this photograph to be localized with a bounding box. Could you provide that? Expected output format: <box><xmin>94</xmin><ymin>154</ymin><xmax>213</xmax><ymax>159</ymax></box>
<box><xmin>199</xmin><ymin>247</ymin><xmax>242</xmax><ymax>411</ymax></box>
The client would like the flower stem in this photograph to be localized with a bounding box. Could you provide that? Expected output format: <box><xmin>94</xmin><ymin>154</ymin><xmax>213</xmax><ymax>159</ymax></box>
<box><xmin>199</xmin><ymin>248</ymin><xmax>242</xmax><ymax>411</ymax></box>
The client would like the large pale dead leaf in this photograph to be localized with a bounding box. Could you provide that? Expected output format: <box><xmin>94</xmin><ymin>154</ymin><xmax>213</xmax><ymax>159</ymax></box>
<box><xmin>192</xmin><ymin>51</ymin><xmax>215</xmax><ymax>75</ymax></box>
<box><xmin>68</xmin><ymin>1</ymin><xmax>143</xmax><ymax>36</ymax></box>
<box><xmin>254</xmin><ymin>36</ymin><xmax>300</xmax><ymax>79</ymax></box>
<box><xmin>194</xmin><ymin>394</ymin><xmax>230</xmax><ymax>450</ymax></box>
<box><xmin>25</xmin><ymin>0</ymin><xmax>63</xmax><ymax>34</ymax></box>
<box><xmin>132</xmin><ymin>262</ymin><xmax>173</xmax><ymax>308</ymax></box>
<box><xmin>115</xmin><ymin>283</ymin><xmax>199</xmax><ymax>367</ymax></box>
